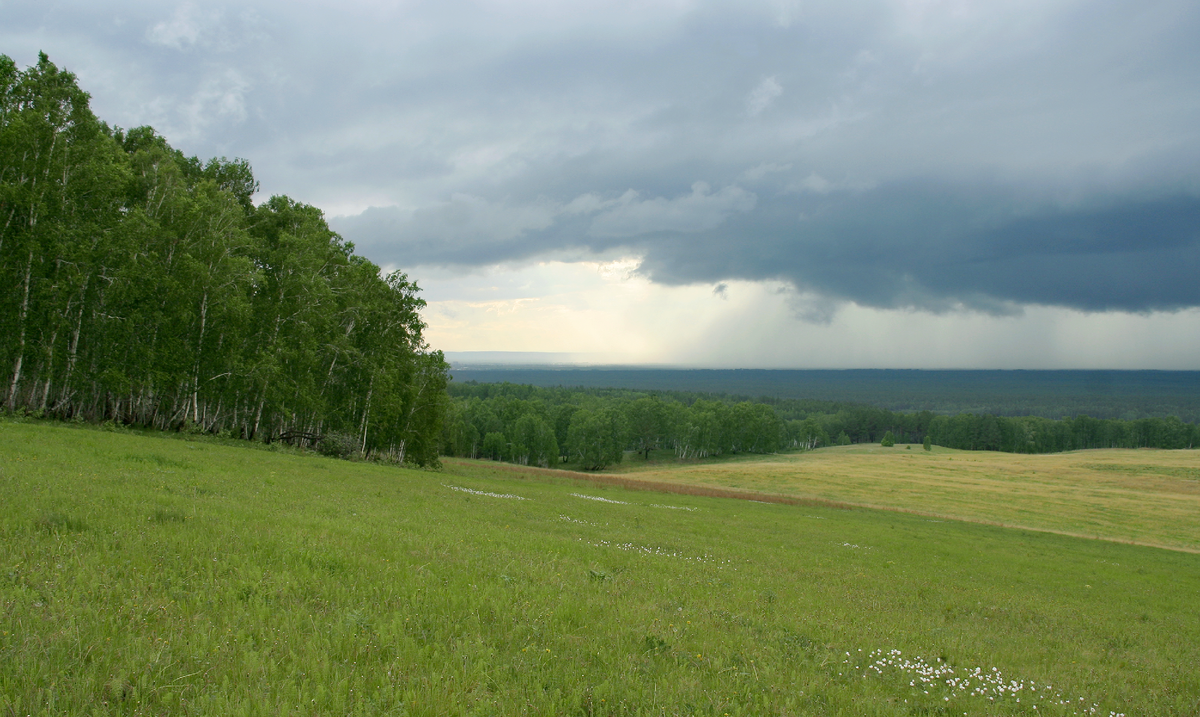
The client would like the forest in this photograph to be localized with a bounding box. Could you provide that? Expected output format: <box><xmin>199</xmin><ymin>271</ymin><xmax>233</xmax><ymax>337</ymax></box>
<box><xmin>442</xmin><ymin>382</ymin><xmax>1199</xmax><ymax>469</ymax></box>
<box><xmin>0</xmin><ymin>54</ymin><xmax>448</xmax><ymax>465</ymax></box>
<box><xmin>449</xmin><ymin>367</ymin><xmax>1200</xmax><ymax>422</ymax></box>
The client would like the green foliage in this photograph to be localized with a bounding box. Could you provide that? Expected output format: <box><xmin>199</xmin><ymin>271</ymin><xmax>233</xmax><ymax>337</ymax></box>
<box><xmin>444</xmin><ymin>384</ymin><xmax>801</xmax><ymax>468</ymax></box>
<box><xmin>318</xmin><ymin>432</ymin><xmax>360</xmax><ymax>459</ymax></box>
<box><xmin>924</xmin><ymin>434</ymin><xmax>932</xmax><ymax>451</ymax></box>
<box><xmin>567</xmin><ymin>407</ymin><xmax>627</xmax><ymax>470</ymax></box>
<box><xmin>924</xmin><ymin>412</ymin><xmax>1199</xmax><ymax>453</ymax></box>
<box><xmin>481</xmin><ymin>431</ymin><xmax>506</xmax><ymax>461</ymax></box>
<box><xmin>445</xmin><ymin>381</ymin><xmax>1197</xmax><ymax>462</ymax></box>
<box><xmin>625</xmin><ymin>396</ymin><xmax>667</xmax><ymax>458</ymax></box>
<box><xmin>788</xmin><ymin>416</ymin><xmax>829</xmax><ymax>451</ymax></box>
<box><xmin>451</xmin><ymin>367</ymin><xmax>1200</xmax><ymax>423</ymax></box>
<box><xmin>510</xmin><ymin>412</ymin><xmax>558</xmax><ymax>467</ymax></box>
<box><xmin>0</xmin><ymin>54</ymin><xmax>447</xmax><ymax>465</ymax></box>
<box><xmin>880</xmin><ymin>430</ymin><xmax>895</xmax><ymax>447</ymax></box>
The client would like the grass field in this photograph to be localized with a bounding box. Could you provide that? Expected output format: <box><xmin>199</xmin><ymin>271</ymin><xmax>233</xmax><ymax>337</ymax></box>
<box><xmin>2</xmin><ymin>419</ymin><xmax>1198</xmax><ymax>715</ymax></box>
<box><xmin>605</xmin><ymin>445</ymin><xmax>1200</xmax><ymax>553</ymax></box>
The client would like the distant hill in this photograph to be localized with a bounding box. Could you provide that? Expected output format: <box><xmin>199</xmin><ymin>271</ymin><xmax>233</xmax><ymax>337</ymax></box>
<box><xmin>447</xmin><ymin>367</ymin><xmax>1200</xmax><ymax>421</ymax></box>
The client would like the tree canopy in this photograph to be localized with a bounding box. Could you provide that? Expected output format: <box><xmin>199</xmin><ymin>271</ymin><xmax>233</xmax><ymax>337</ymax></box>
<box><xmin>441</xmin><ymin>381</ymin><xmax>1198</xmax><ymax>470</ymax></box>
<box><xmin>0</xmin><ymin>53</ymin><xmax>448</xmax><ymax>465</ymax></box>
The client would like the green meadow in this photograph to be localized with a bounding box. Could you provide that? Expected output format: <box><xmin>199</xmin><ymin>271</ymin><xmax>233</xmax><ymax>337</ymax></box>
<box><xmin>2</xmin><ymin>420</ymin><xmax>1198</xmax><ymax>715</ymax></box>
<box><xmin>607</xmin><ymin>444</ymin><xmax>1200</xmax><ymax>553</ymax></box>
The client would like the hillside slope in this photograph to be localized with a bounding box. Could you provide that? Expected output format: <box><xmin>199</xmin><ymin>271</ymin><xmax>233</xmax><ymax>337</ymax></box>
<box><xmin>2</xmin><ymin>420</ymin><xmax>1197</xmax><ymax>715</ymax></box>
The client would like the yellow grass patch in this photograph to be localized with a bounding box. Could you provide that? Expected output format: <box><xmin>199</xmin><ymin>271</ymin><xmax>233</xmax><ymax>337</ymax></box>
<box><xmin>616</xmin><ymin>446</ymin><xmax>1200</xmax><ymax>552</ymax></box>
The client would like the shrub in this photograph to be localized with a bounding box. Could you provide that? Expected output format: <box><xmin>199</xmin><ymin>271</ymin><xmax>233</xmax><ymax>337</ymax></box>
<box><xmin>318</xmin><ymin>432</ymin><xmax>360</xmax><ymax>459</ymax></box>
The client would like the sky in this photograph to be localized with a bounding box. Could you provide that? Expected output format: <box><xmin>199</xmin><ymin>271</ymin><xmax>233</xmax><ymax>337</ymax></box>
<box><xmin>5</xmin><ymin>0</ymin><xmax>1200</xmax><ymax>368</ymax></box>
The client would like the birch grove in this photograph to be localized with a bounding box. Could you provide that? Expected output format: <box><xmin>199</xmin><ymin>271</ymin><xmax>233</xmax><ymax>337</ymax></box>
<box><xmin>0</xmin><ymin>54</ymin><xmax>448</xmax><ymax>465</ymax></box>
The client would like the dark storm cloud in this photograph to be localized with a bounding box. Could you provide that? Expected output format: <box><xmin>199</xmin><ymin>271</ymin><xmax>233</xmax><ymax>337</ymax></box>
<box><xmin>634</xmin><ymin>183</ymin><xmax>1200</xmax><ymax>313</ymax></box>
<box><xmin>336</xmin><ymin>180</ymin><xmax>1200</xmax><ymax>313</ymax></box>
<box><xmin>7</xmin><ymin>0</ymin><xmax>1200</xmax><ymax>313</ymax></box>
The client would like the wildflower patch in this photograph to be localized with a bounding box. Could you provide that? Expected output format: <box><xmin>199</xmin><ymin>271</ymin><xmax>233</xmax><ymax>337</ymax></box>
<box><xmin>583</xmin><ymin>538</ymin><xmax>732</xmax><ymax>566</ymax></box>
<box><xmin>570</xmin><ymin>493</ymin><xmax>629</xmax><ymax>505</ymax></box>
<box><xmin>848</xmin><ymin>649</ymin><xmax>1126</xmax><ymax>716</ymax></box>
<box><xmin>444</xmin><ymin>484</ymin><xmax>528</xmax><ymax>500</ymax></box>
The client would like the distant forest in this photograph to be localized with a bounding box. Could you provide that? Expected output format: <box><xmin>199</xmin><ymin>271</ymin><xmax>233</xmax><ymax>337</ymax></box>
<box><xmin>0</xmin><ymin>54</ymin><xmax>448</xmax><ymax>465</ymax></box>
<box><xmin>449</xmin><ymin>368</ymin><xmax>1200</xmax><ymax>423</ymax></box>
<box><xmin>443</xmin><ymin>381</ymin><xmax>1198</xmax><ymax>470</ymax></box>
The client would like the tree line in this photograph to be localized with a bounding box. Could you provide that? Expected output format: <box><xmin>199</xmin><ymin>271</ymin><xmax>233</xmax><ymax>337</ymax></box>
<box><xmin>441</xmin><ymin>382</ymin><xmax>1199</xmax><ymax>469</ymax></box>
<box><xmin>0</xmin><ymin>53</ymin><xmax>448</xmax><ymax>465</ymax></box>
<box><xmin>448</xmin><ymin>368</ymin><xmax>1200</xmax><ymax>423</ymax></box>
<box><xmin>441</xmin><ymin>386</ymin><xmax>794</xmax><ymax>470</ymax></box>
<box><xmin>925</xmin><ymin>412</ymin><xmax>1196</xmax><ymax>453</ymax></box>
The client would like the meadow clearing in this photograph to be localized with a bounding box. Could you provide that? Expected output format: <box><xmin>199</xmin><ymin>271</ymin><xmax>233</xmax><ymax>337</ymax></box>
<box><xmin>604</xmin><ymin>445</ymin><xmax>1200</xmax><ymax>553</ymax></box>
<box><xmin>2</xmin><ymin>419</ymin><xmax>1198</xmax><ymax>715</ymax></box>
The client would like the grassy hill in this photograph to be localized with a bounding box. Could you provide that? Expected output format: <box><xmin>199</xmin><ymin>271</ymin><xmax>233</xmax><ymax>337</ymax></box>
<box><xmin>2</xmin><ymin>419</ymin><xmax>1198</xmax><ymax>715</ymax></box>
<box><xmin>601</xmin><ymin>444</ymin><xmax>1200</xmax><ymax>553</ymax></box>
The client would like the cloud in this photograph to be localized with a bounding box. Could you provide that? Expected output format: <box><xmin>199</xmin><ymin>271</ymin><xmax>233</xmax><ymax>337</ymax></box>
<box><xmin>417</xmin><ymin>260</ymin><xmax>1200</xmax><ymax>369</ymax></box>
<box><xmin>746</xmin><ymin>76</ymin><xmax>783</xmax><ymax>117</ymax></box>
<box><xmin>146</xmin><ymin>3</ymin><xmax>214</xmax><ymax>50</ymax></box>
<box><xmin>9</xmin><ymin>0</ymin><xmax>1200</xmax><ymax>323</ymax></box>
<box><xmin>333</xmin><ymin>182</ymin><xmax>759</xmax><ymax>266</ymax></box>
<box><xmin>178</xmin><ymin>69</ymin><xmax>250</xmax><ymax>134</ymax></box>
<box><xmin>334</xmin><ymin>194</ymin><xmax>561</xmax><ymax>265</ymax></box>
<box><xmin>741</xmin><ymin>162</ymin><xmax>792</xmax><ymax>182</ymax></box>
<box><xmin>785</xmin><ymin>172</ymin><xmax>833</xmax><ymax>194</ymax></box>
<box><xmin>343</xmin><ymin>174</ymin><xmax>1200</xmax><ymax>315</ymax></box>
<box><xmin>587</xmin><ymin>183</ymin><xmax>757</xmax><ymax>238</ymax></box>
<box><xmin>146</xmin><ymin>2</ymin><xmax>257</xmax><ymax>53</ymax></box>
<box><xmin>634</xmin><ymin>181</ymin><xmax>1200</xmax><ymax>314</ymax></box>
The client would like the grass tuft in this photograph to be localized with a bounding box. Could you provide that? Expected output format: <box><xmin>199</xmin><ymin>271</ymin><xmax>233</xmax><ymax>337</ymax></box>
<box><xmin>34</xmin><ymin>512</ymin><xmax>88</xmax><ymax>534</ymax></box>
<box><xmin>149</xmin><ymin>508</ymin><xmax>187</xmax><ymax>524</ymax></box>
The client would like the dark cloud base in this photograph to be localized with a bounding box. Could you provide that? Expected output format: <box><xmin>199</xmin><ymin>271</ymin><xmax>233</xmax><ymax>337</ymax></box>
<box><xmin>336</xmin><ymin>182</ymin><xmax>1200</xmax><ymax>314</ymax></box>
